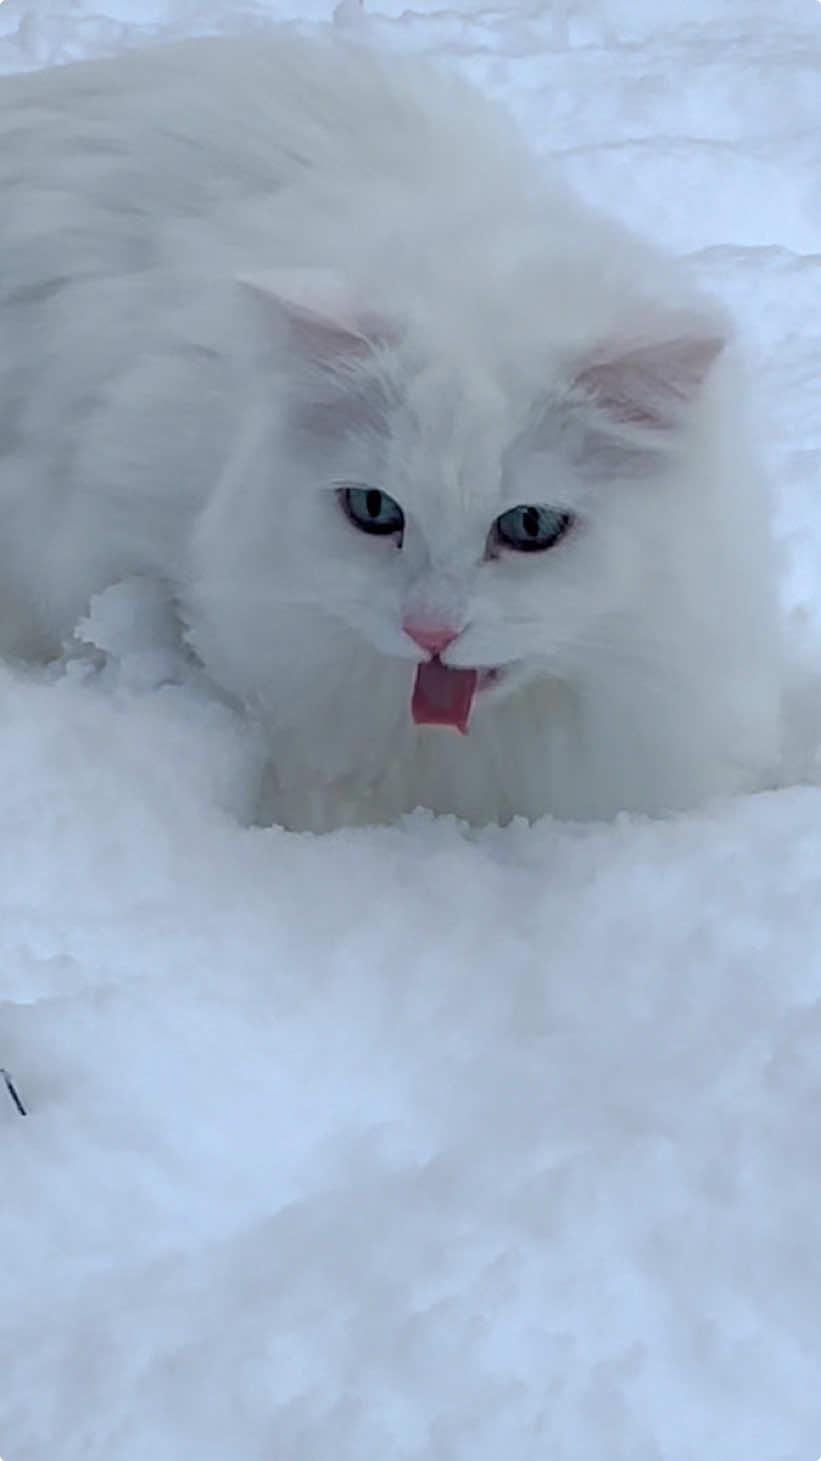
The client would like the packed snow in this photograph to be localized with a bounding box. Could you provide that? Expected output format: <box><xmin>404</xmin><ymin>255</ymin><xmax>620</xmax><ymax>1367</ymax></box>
<box><xmin>1</xmin><ymin>2</ymin><xmax>821</xmax><ymax>1458</ymax></box>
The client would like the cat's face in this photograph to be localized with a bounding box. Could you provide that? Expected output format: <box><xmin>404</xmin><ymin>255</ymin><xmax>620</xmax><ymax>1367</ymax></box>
<box><xmin>258</xmin><ymin>288</ymin><xmax>721</xmax><ymax>733</ymax></box>
<box><xmin>285</xmin><ymin>366</ymin><xmax>635</xmax><ymax>728</ymax></box>
<box><xmin>193</xmin><ymin>274</ymin><xmax>723</xmax><ymax>740</ymax></box>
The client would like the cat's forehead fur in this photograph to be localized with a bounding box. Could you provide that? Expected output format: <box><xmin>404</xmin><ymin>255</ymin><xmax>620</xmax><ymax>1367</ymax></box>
<box><xmin>330</xmin><ymin>275</ymin><xmax>578</xmax><ymax>517</ymax></box>
<box><xmin>386</xmin><ymin>357</ymin><xmax>518</xmax><ymax>508</ymax></box>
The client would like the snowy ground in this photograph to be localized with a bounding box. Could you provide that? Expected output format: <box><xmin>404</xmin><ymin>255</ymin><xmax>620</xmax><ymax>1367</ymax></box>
<box><xmin>2</xmin><ymin>2</ymin><xmax>821</xmax><ymax>1459</ymax></box>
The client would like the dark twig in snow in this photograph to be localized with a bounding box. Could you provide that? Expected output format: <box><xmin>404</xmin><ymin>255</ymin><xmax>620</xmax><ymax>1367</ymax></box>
<box><xmin>1</xmin><ymin>1068</ymin><xmax>27</xmax><ymax>1116</ymax></box>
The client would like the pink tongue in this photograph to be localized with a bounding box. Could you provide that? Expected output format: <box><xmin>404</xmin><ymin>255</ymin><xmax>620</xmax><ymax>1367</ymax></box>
<box><xmin>412</xmin><ymin>658</ymin><xmax>478</xmax><ymax>734</ymax></box>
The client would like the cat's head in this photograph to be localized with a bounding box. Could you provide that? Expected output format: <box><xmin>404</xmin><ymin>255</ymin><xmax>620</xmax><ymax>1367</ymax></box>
<box><xmin>193</xmin><ymin>265</ymin><xmax>729</xmax><ymax>739</ymax></box>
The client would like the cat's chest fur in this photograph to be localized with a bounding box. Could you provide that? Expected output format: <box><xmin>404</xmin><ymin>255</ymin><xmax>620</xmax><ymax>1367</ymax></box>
<box><xmin>256</xmin><ymin>672</ymin><xmax>580</xmax><ymax>831</ymax></box>
<box><xmin>251</xmin><ymin>649</ymin><xmax>740</xmax><ymax>833</ymax></box>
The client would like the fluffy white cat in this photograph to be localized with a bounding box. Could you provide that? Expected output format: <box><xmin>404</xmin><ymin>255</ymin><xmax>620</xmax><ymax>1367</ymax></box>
<box><xmin>0</xmin><ymin>34</ymin><xmax>780</xmax><ymax>829</ymax></box>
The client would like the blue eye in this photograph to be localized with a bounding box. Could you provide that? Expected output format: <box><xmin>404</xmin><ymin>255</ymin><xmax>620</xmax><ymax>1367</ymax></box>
<box><xmin>493</xmin><ymin>504</ymin><xmax>573</xmax><ymax>553</ymax></box>
<box><xmin>340</xmin><ymin>486</ymin><xmax>405</xmax><ymax>538</ymax></box>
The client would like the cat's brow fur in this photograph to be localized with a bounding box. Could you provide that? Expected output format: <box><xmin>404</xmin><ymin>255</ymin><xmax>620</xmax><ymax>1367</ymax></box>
<box><xmin>0</xmin><ymin>34</ymin><xmax>780</xmax><ymax>829</ymax></box>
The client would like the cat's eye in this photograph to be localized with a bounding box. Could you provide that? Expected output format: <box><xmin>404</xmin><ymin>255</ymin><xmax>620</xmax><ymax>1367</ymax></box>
<box><xmin>493</xmin><ymin>504</ymin><xmax>573</xmax><ymax>553</ymax></box>
<box><xmin>339</xmin><ymin>485</ymin><xmax>405</xmax><ymax>538</ymax></box>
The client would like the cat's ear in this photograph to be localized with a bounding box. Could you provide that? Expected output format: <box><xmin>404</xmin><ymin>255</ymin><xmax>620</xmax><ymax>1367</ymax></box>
<box><xmin>237</xmin><ymin>268</ymin><xmax>387</xmax><ymax>362</ymax></box>
<box><xmin>573</xmin><ymin>327</ymin><xmax>727</xmax><ymax>431</ymax></box>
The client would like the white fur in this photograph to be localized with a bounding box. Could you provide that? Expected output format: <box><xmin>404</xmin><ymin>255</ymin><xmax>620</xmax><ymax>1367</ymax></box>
<box><xmin>0</xmin><ymin>34</ymin><xmax>781</xmax><ymax>829</ymax></box>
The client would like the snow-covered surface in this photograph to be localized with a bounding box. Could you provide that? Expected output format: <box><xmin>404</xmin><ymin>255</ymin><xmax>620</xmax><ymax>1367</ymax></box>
<box><xmin>2</xmin><ymin>3</ymin><xmax>821</xmax><ymax>1458</ymax></box>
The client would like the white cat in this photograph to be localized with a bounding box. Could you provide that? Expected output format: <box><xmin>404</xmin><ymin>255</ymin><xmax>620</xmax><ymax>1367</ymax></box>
<box><xmin>0</xmin><ymin>33</ymin><xmax>780</xmax><ymax>830</ymax></box>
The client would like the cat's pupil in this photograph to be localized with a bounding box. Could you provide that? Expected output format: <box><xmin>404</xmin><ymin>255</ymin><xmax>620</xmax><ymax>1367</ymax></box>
<box><xmin>367</xmin><ymin>490</ymin><xmax>382</xmax><ymax>519</ymax></box>
<box><xmin>523</xmin><ymin>507</ymin><xmax>539</xmax><ymax>537</ymax></box>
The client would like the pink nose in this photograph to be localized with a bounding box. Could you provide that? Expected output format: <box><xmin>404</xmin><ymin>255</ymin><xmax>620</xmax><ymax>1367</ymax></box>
<box><xmin>403</xmin><ymin>622</ymin><xmax>458</xmax><ymax>657</ymax></box>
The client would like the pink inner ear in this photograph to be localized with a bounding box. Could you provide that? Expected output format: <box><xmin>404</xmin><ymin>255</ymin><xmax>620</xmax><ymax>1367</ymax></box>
<box><xmin>238</xmin><ymin>268</ymin><xmax>386</xmax><ymax>362</ymax></box>
<box><xmin>285</xmin><ymin>309</ymin><xmax>375</xmax><ymax>361</ymax></box>
<box><xmin>575</xmin><ymin>334</ymin><xmax>726</xmax><ymax>428</ymax></box>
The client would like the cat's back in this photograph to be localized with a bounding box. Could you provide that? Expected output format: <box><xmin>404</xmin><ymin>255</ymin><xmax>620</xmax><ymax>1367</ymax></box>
<box><xmin>0</xmin><ymin>33</ymin><xmax>528</xmax><ymax>278</ymax></box>
<box><xmin>0</xmin><ymin>33</ymin><xmax>541</xmax><ymax>653</ymax></box>
<box><xmin>0</xmin><ymin>31</ymin><xmax>537</xmax><ymax>452</ymax></box>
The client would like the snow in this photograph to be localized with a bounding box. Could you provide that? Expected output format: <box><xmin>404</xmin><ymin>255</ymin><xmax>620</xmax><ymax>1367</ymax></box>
<box><xmin>2</xmin><ymin>1</ymin><xmax>821</xmax><ymax>1458</ymax></box>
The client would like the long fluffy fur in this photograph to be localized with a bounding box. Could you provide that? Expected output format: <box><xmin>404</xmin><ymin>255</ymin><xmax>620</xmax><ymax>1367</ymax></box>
<box><xmin>0</xmin><ymin>34</ymin><xmax>781</xmax><ymax>829</ymax></box>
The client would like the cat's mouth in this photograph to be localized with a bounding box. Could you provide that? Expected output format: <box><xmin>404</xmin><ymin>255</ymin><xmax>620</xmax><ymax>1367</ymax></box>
<box><xmin>411</xmin><ymin>657</ymin><xmax>500</xmax><ymax>734</ymax></box>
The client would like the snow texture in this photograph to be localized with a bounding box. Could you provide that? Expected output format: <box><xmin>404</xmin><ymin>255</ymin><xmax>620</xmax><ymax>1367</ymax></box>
<box><xmin>1</xmin><ymin>2</ymin><xmax>821</xmax><ymax>1459</ymax></box>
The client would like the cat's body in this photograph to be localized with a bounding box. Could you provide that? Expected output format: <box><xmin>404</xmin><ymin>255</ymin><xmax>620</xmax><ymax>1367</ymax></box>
<box><xmin>0</xmin><ymin>34</ymin><xmax>780</xmax><ymax>829</ymax></box>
